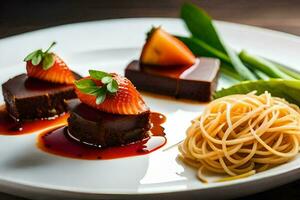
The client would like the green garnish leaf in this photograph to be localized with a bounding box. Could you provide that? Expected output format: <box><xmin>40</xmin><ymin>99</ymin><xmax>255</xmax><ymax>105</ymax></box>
<box><xmin>23</xmin><ymin>42</ymin><xmax>56</xmax><ymax>69</ymax></box>
<box><xmin>214</xmin><ymin>79</ymin><xmax>300</xmax><ymax>107</ymax></box>
<box><xmin>75</xmin><ymin>79</ymin><xmax>97</xmax><ymax>89</ymax></box>
<box><xmin>107</xmin><ymin>79</ymin><xmax>118</xmax><ymax>93</ymax></box>
<box><xmin>101</xmin><ymin>76</ymin><xmax>113</xmax><ymax>84</ymax></box>
<box><xmin>42</xmin><ymin>53</ymin><xmax>55</xmax><ymax>70</ymax></box>
<box><xmin>24</xmin><ymin>50</ymin><xmax>41</xmax><ymax>62</ymax></box>
<box><xmin>89</xmin><ymin>70</ymin><xmax>110</xmax><ymax>80</ymax></box>
<box><xmin>31</xmin><ymin>53</ymin><xmax>43</xmax><ymax>66</ymax></box>
<box><xmin>96</xmin><ymin>94</ymin><xmax>106</xmax><ymax>105</ymax></box>
<box><xmin>95</xmin><ymin>87</ymin><xmax>107</xmax><ymax>104</ymax></box>
<box><xmin>75</xmin><ymin>70</ymin><xmax>119</xmax><ymax>105</ymax></box>
<box><xmin>79</xmin><ymin>86</ymin><xmax>100</xmax><ymax>95</ymax></box>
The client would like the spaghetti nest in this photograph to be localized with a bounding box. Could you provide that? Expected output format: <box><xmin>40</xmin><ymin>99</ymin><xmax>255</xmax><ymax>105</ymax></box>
<box><xmin>179</xmin><ymin>91</ymin><xmax>300</xmax><ymax>182</ymax></box>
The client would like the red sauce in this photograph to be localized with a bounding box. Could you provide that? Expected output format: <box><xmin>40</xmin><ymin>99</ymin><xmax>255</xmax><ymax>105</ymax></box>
<box><xmin>37</xmin><ymin>112</ymin><xmax>167</xmax><ymax>160</ymax></box>
<box><xmin>0</xmin><ymin>105</ymin><xmax>68</xmax><ymax>135</ymax></box>
<box><xmin>150</xmin><ymin>112</ymin><xmax>166</xmax><ymax>136</ymax></box>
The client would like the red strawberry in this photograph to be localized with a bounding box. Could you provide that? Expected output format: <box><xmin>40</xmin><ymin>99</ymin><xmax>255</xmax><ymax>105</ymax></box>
<box><xmin>26</xmin><ymin>54</ymin><xmax>75</xmax><ymax>84</ymax></box>
<box><xmin>24</xmin><ymin>42</ymin><xmax>75</xmax><ymax>85</ymax></box>
<box><xmin>75</xmin><ymin>74</ymin><xmax>149</xmax><ymax>115</ymax></box>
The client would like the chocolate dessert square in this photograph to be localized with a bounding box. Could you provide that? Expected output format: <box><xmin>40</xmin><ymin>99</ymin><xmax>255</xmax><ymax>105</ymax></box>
<box><xmin>66</xmin><ymin>99</ymin><xmax>151</xmax><ymax>148</ymax></box>
<box><xmin>2</xmin><ymin>73</ymin><xmax>80</xmax><ymax>120</ymax></box>
<box><xmin>125</xmin><ymin>57</ymin><xmax>220</xmax><ymax>101</ymax></box>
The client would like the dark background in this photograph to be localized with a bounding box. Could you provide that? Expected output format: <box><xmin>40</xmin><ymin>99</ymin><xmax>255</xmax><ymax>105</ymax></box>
<box><xmin>1</xmin><ymin>0</ymin><xmax>300</xmax><ymax>199</ymax></box>
<box><xmin>1</xmin><ymin>0</ymin><xmax>300</xmax><ymax>38</ymax></box>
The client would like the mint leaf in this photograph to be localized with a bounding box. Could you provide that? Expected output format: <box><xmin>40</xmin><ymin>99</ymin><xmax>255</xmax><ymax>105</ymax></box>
<box><xmin>79</xmin><ymin>86</ymin><xmax>100</xmax><ymax>95</ymax></box>
<box><xmin>96</xmin><ymin>94</ymin><xmax>106</xmax><ymax>104</ymax></box>
<box><xmin>23</xmin><ymin>42</ymin><xmax>57</xmax><ymax>70</ymax></box>
<box><xmin>101</xmin><ymin>76</ymin><xmax>113</xmax><ymax>84</ymax></box>
<box><xmin>76</xmin><ymin>70</ymin><xmax>119</xmax><ymax>105</ymax></box>
<box><xmin>75</xmin><ymin>79</ymin><xmax>96</xmax><ymax>89</ymax></box>
<box><xmin>107</xmin><ymin>79</ymin><xmax>118</xmax><ymax>93</ymax></box>
<box><xmin>42</xmin><ymin>53</ymin><xmax>55</xmax><ymax>70</ymax></box>
<box><xmin>96</xmin><ymin>88</ymin><xmax>107</xmax><ymax>104</ymax></box>
<box><xmin>89</xmin><ymin>70</ymin><xmax>110</xmax><ymax>80</ymax></box>
<box><xmin>24</xmin><ymin>50</ymin><xmax>41</xmax><ymax>62</ymax></box>
<box><xmin>31</xmin><ymin>53</ymin><xmax>43</xmax><ymax>65</ymax></box>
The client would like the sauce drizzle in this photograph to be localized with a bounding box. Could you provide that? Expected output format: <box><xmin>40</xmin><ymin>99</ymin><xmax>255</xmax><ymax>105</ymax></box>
<box><xmin>0</xmin><ymin>105</ymin><xmax>68</xmax><ymax>135</ymax></box>
<box><xmin>37</xmin><ymin>112</ymin><xmax>167</xmax><ymax>160</ymax></box>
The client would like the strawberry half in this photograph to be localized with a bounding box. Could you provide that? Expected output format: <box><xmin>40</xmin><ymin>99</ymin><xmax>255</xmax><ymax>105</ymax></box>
<box><xmin>75</xmin><ymin>71</ymin><xmax>149</xmax><ymax>115</ymax></box>
<box><xmin>24</xmin><ymin>42</ymin><xmax>75</xmax><ymax>85</ymax></box>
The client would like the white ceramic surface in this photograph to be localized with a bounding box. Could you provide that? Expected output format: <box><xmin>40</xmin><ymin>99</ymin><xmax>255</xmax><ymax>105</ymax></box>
<box><xmin>1</xmin><ymin>18</ymin><xmax>300</xmax><ymax>200</ymax></box>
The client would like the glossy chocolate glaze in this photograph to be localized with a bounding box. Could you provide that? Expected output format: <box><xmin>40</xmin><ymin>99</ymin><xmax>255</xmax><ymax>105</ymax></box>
<box><xmin>2</xmin><ymin>72</ymin><xmax>81</xmax><ymax>120</ymax></box>
<box><xmin>66</xmin><ymin>99</ymin><xmax>151</xmax><ymax>148</ymax></box>
<box><xmin>3</xmin><ymin>74</ymin><xmax>75</xmax><ymax>97</ymax></box>
<box><xmin>125</xmin><ymin>57</ymin><xmax>220</xmax><ymax>101</ymax></box>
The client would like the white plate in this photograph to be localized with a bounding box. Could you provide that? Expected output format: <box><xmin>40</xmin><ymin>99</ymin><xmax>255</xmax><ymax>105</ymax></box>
<box><xmin>1</xmin><ymin>18</ymin><xmax>300</xmax><ymax>200</ymax></box>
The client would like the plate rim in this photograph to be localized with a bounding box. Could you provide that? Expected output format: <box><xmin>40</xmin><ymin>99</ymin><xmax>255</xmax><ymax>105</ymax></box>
<box><xmin>1</xmin><ymin>17</ymin><xmax>300</xmax><ymax>196</ymax></box>
<box><xmin>1</xmin><ymin>17</ymin><xmax>300</xmax><ymax>42</ymax></box>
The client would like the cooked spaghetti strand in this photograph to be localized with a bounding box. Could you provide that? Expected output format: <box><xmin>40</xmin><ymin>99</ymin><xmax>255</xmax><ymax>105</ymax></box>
<box><xmin>179</xmin><ymin>92</ymin><xmax>300</xmax><ymax>182</ymax></box>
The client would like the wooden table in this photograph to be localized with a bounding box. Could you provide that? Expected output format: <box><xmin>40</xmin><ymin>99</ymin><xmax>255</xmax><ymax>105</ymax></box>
<box><xmin>1</xmin><ymin>0</ymin><xmax>300</xmax><ymax>199</ymax></box>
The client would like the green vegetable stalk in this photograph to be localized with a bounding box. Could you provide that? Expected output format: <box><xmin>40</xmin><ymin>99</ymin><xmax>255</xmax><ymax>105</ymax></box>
<box><xmin>220</xmin><ymin>63</ymin><xmax>244</xmax><ymax>81</ymax></box>
<box><xmin>239</xmin><ymin>50</ymin><xmax>294</xmax><ymax>80</ymax></box>
<box><xmin>178</xmin><ymin>3</ymin><xmax>300</xmax><ymax>82</ymax></box>
<box><xmin>274</xmin><ymin>63</ymin><xmax>300</xmax><ymax>80</ymax></box>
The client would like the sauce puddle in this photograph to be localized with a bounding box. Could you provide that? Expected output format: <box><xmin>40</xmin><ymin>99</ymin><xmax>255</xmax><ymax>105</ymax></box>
<box><xmin>0</xmin><ymin>105</ymin><xmax>68</xmax><ymax>135</ymax></box>
<box><xmin>37</xmin><ymin>112</ymin><xmax>167</xmax><ymax>160</ymax></box>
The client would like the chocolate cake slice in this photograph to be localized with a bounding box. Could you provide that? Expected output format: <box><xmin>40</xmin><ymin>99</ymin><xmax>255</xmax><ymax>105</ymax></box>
<box><xmin>125</xmin><ymin>57</ymin><xmax>220</xmax><ymax>101</ymax></box>
<box><xmin>66</xmin><ymin>99</ymin><xmax>151</xmax><ymax>148</ymax></box>
<box><xmin>2</xmin><ymin>73</ymin><xmax>81</xmax><ymax>120</ymax></box>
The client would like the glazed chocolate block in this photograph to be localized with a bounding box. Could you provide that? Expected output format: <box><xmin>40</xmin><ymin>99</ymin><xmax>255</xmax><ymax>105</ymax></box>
<box><xmin>67</xmin><ymin>99</ymin><xmax>151</xmax><ymax>148</ymax></box>
<box><xmin>125</xmin><ymin>57</ymin><xmax>220</xmax><ymax>101</ymax></box>
<box><xmin>2</xmin><ymin>73</ymin><xmax>80</xmax><ymax>121</ymax></box>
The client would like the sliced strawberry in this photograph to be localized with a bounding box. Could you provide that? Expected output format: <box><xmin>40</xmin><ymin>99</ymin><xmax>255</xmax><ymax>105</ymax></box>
<box><xmin>140</xmin><ymin>27</ymin><xmax>196</xmax><ymax>66</ymax></box>
<box><xmin>26</xmin><ymin>53</ymin><xmax>75</xmax><ymax>84</ymax></box>
<box><xmin>75</xmin><ymin>74</ymin><xmax>149</xmax><ymax>115</ymax></box>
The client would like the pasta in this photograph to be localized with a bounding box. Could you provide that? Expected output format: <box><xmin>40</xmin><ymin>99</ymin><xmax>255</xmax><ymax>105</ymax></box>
<box><xmin>179</xmin><ymin>91</ymin><xmax>300</xmax><ymax>182</ymax></box>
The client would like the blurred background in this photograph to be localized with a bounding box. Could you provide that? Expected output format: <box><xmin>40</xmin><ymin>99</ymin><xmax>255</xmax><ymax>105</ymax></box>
<box><xmin>1</xmin><ymin>0</ymin><xmax>300</xmax><ymax>38</ymax></box>
<box><xmin>1</xmin><ymin>0</ymin><xmax>300</xmax><ymax>200</ymax></box>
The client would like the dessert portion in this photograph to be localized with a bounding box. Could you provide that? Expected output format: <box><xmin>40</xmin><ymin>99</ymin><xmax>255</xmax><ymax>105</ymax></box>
<box><xmin>126</xmin><ymin>58</ymin><xmax>220</xmax><ymax>102</ymax></box>
<box><xmin>2</xmin><ymin>42</ymin><xmax>80</xmax><ymax>121</ymax></box>
<box><xmin>125</xmin><ymin>27</ymin><xmax>220</xmax><ymax>101</ymax></box>
<box><xmin>68</xmin><ymin>70</ymin><xmax>151</xmax><ymax>148</ymax></box>
<box><xmin>67</xmin><ymin>100</ymin><xmax>150</xmax><ymax>147</ymax></box>
<box><xmin>2</xmin><ymin>74</ymin><xmax>79</xmax><ymax>121</ymax></box>
<box><xmin>37</xmin><ymin>69</ymin><xmax>166</xmax><ymax>159</ymax></box>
